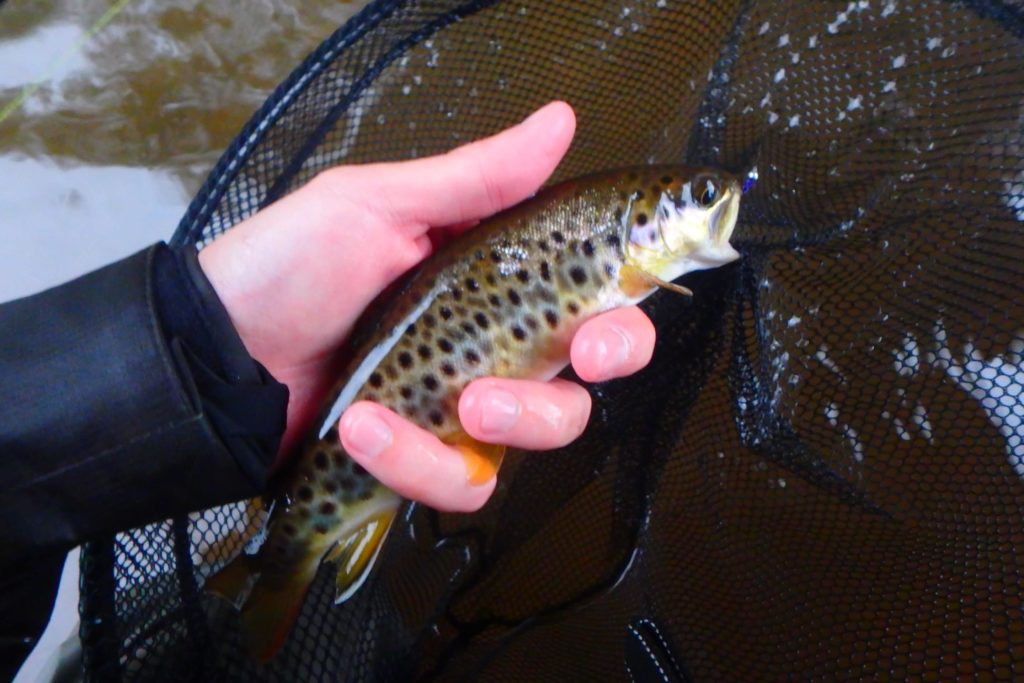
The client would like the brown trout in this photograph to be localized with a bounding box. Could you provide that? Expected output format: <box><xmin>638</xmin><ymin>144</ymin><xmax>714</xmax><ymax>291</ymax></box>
<box><xmin>206</xmin><ymin>164</ymin><xmax>742</xmax><ymax>660</ymax></box>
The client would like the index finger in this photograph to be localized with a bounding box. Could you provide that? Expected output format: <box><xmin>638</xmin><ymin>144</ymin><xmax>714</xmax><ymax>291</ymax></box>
<box><xmin>335</xmin><ymin>100</ymin><xmax>576</xmax><ymax>230</ymax></box>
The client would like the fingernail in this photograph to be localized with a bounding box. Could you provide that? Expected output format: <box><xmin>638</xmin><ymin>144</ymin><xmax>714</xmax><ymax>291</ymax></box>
<box><xmin>478</xmin><ymin>388</ymin><xmax>521</xmax><ymax>436</ymax></box>
<box><xmin>594</xmin><ymin>326</ymin><xmax>632</xmax><ymax>376</ymax></box>
<box><xmin>340</xmin><ymin>410</ymin><xmax>392</xmax><ymax>459</ymax></box>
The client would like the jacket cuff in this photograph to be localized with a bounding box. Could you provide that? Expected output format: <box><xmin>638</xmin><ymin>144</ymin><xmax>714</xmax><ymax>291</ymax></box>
<box><xmin>0</xmin><ymin>244</ymin><xmax>287</xmax><ymax>563</ymax></box>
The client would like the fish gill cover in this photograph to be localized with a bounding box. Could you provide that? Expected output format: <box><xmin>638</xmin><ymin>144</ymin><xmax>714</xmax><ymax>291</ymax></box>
<box><xmin>80</xmin><ymin>0</ymin><xmax>1024</xmax><ymax>680</ymax></box>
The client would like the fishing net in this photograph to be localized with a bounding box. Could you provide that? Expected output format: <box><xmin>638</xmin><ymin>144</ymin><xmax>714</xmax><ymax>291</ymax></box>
<box><xmin>78</xmin><ymin>0</ymin><xmax>1024</xmax><ymax>680</ymax></box>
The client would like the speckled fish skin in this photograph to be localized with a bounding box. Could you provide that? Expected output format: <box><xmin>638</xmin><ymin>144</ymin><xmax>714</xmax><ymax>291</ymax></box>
<box><xmin>206</xmin><ymin>164</ymin><xmax>742</xmax><ymax>661</ymax></box>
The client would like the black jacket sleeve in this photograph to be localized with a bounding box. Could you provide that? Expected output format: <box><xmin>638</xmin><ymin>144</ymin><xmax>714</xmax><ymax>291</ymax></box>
<box><xmin>0</xmin><ymin>243</ymin><xmax>289</xmax><ymax>679</ymax></box>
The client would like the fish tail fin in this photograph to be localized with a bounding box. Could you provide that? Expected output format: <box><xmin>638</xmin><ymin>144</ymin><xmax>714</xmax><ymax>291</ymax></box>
<box><xmin>326</xmin><ymin>509</ymin><xmax>397</xmax><ymax>604</ymax></box>
<box><xmin>238</xmin><ymin>572</ymin><xmax>316</xmax><ymax>663</ymax></box>
<box><xmin>205</xmin><ymin>550</ymin><xmax>315</xmax><ymax>663</ymax></box>
<box><xmin>204</xmin><ymin>554</ymin><xmax>259</xmax><ymax>609</ymax></box>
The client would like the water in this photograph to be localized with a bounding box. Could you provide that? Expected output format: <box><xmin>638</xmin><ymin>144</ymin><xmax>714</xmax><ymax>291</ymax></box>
<box><xmin>0</xmin><ymin>0</ymin><xmax>368</xmax><ymax>303</ymax></box>
<box><xmin>1</xmin><ymin>4</ymin><xmax>369</xmax><ymax>680</ymax></box>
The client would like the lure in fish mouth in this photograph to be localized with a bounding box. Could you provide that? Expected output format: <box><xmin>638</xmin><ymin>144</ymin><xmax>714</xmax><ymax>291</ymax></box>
<box><xmin>204</xmin><ymin>164</ymin><xmax>742</xmax><ymax>662</ymax></box>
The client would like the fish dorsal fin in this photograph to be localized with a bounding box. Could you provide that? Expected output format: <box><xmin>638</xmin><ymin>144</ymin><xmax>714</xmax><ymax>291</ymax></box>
<box><xmin>620</xmin><ymin>263</ymin><xmax>694</xmax><ymax>298</ymax></box>
<box><xmin>327</xmin><ymin>510</ymin><xmax>397</xmax><ymax>604</ymax></box>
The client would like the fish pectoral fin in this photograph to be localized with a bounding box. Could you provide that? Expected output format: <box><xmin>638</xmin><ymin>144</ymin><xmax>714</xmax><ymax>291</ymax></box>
<box><xmin>620</xmin><ymin>263</ymin><xmax>693</xmax><ymax>298</ymax></box>
<box><xmin>328</xmin><ymin>510</ymin><xmax>397</xmax><ymax>605</ymax></box>
<box><xmin>445</xmin><ymin>431</ymin><xmax>507</xmax><ymax>486</ymax></box>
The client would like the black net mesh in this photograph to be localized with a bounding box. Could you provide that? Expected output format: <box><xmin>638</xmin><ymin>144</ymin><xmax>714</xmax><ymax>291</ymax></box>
<box><xmin>79</xmin><ymin>0</ymin><xmax>1024</xmax><ymax>680</ymax></box>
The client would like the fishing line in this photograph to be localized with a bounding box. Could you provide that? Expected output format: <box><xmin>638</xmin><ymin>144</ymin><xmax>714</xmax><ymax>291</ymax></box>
<box><xmin>0</xmin><ymin>0</ymin><xmax>134</xmax><ymax>126</ymax></box>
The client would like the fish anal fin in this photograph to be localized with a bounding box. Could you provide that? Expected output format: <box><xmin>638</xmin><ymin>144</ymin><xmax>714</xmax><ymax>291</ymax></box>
<box><xmin>328</xmin><ymin>510</ymin><xmax>397</xmax><ymax>604</ymax></box>
<box><xmin>620</xmin><ymin>263</ymin><xmax>693</xmax><ymax>298</ymax></box>
<box><xmin>446</xmin><ymin>431</ymin><xmax>507</xmax><ymax>485</ymax></box>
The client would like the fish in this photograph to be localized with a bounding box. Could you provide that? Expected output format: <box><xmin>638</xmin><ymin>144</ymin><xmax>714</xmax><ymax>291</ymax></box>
<box><xmin>204</xmin><ymin>164</ymin><xmax>743</xmax><ymax>661</ymax></box>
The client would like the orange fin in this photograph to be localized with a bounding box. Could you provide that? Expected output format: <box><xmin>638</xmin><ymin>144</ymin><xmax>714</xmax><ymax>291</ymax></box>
<box><xmin>620</xmin><ymin>263</ymin><xmax>693</xmax><ymax>298</ymax></box>
<box><xmin>446</xmin><ymin>431</ymin><xmax>507</xmax><ymax>485</ymax></box>
<box><xmin>326</xmin><ymin>510</ymin><xmax>397</xmax><ymax>604</ymax></box>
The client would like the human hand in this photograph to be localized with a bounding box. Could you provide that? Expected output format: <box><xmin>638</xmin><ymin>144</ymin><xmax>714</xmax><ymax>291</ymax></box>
<box><xmin>198</xmin><ymin>101</ymin><xmax>656</xmax><ymax>512</ymax></box>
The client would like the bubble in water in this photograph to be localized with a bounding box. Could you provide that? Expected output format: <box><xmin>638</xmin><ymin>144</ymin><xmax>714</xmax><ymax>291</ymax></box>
<box><xmin>758</xmin><ymin>21</ymin><xmax>770</xmax><ymax>35</ymax></box>
<box><xmin>892</xmin><ymin>54</ymin><xmax>906</xmax><ymax>68</ymax></box>
<box><xmin>774</xmin><ymin>68</ymin><xmax>786</xmax><ymax>82</ymax></box>
<box><xmin>847</xmin><ymin>95</ymin><xmax>863</xmax><ymax>110</ymax></box>
<box><xmin>778</xmin><ymin>33</ymin><xmax>790</xmax><ymax>47</ymax></box>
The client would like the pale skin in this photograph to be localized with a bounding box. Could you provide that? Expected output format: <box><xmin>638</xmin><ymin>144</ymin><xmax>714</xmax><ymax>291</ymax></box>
<box><xmin>198</xmin><ymin>101</ymin><xmax>656</xmax><ymax>514</ymax></box>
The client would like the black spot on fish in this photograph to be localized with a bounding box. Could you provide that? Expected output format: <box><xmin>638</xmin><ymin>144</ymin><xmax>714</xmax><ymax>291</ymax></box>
<box><xmin>605</xmin><ymin>262</ymin><xmax>616</xmax><ymax>277</ymax></box>
<box><xmin>486</xmin><ymin>274</ymin><xmax>496</xmax><ymax>285</ymax></box>
<box><xmin>465</xmin><ymin>277</ymin><xmax>479</xmax><ymax>291</ymax></box>
<box><xmin>340</xmin><ymin>478</ymin><xmax>355</xmax><ymax>491</ymax></box>
<box><xmin>400</xmin><ymin>386</ymin><xmax>413</xmax><ymax>400</ymax></box>
<box><xmin>465</xmin><ymin>349</ymin><xmax>481</xmax><ymax>365</ymax></box>
<box><xmin>423</xmin><ymin>375</ymin><xmax>439</xmax><ymax>391</ymax></box>
<box><xmin>525</xmin><ymin>315</ymin><xmax>539</xmax><ymax>331</ymax></box>
<box><xmin>488</xmin><ymin>294</ymin><xmax>502</xmax><ymax>307</ymax></box>
<box><xmin>440</xmin><ymin>306</ymin><xmax>453</xmax><ymax>320</ymax></box>
<box><xmin>452</xmin><ymin>288</ymin><xmax>463</xmax><ymax>301</ymax></box>
<box><xmin>538</xmin><ymin>239</ymin><xmax>549</xmax><ymax>252</ymax></box>
<box><xmin>474</xmin><ymin>312</ymin><xmax>490</xmax><ymax>329</ymax></box>
<box><xmin>552</xmin><ymin>231</ymin><xmax>565</xmax><ymax>244</ymax></box>
<box><xmin>490</xmin><ymin>250</ymin><xmax>503</xmax><ymax>263</ymax></box>
<box><xmin>324</xmin><ymin>426</ymin><xmax>338</xmax><ymax>442</ymax></box>
<box><xmin>332</xmin><ymin>451</ymin><xmax>345</xmax><ymax>468</ymax></box>
<box><xmin>637</xmin><ymin>213</ymin><xmax>648</xmax><ymax>226</ymax></box>
<box><xmin>438</xmin><ymin>338</ymin><xmax>454</xmax><ymax>353</ymax></box>
<box><xmin>369</xmin><ymin>372</ymin><xmax>383</xmax><ymax>388</ymax></box>
<box><xmin>567</xmin><ymin>301</ymin><xmax>580</xmax><ymax>315</ymax></box>
<box><xmin>582</xmin><ymin>240</ymin><xmax>595</xmax><ymax>257</ymax></box>
<box><xmin>540</xmin><ymin>262</ymin><xmax>551</xmax><ymax>281</ymax></box>
<box><xmin>634</xmin><ymin>190</ymin><xmax>645</xmax><ymax>201</ymax></box>
<box><xmin>359</xmin><ymin>489</ymin><xmax>374</xmax><ymax>501</ymax></box>
<box><xmin>402</xmin><ymin>404</ymin><xmax>416</xmax><ymax>417</ymax></box>
<box><xmin>406</xmin><ymin>323</ymin><xmax>417</xmax><ymax>336</ymax></box>
<box><xmin>314</xmin><ymin>451</ymin><xmax>329</xmax><ymax>471</ymax></box>
<box><xmin>282</xmin><ymin>523</ymin><xmax>296</xmax><ymax>536</ymax></box>
<box><xmin>661</xmin><ymin>175</ymin><xmax>673</xmax><ymax>185</ymax></box>
<box><xmin>314</xmin><ymin>522</ymin><xmax>329</xmax><ymax>534</ymax></box>
<box><xmin>398</xmin><ymin>352</ymin><xmax>413</xmax><ymax>369</ymax></box>
<box><xmin>570</xmin><ymin>266</ymin><xmax>587</xmax><ymax>286</ymax></box>
<box><xmin>474</xmin><ymin>249</ymin><xmax>485</xmax><ymax>261</ymax></box>
<box><xmin>461</xmin><ymin>321</ymin><xmax>477</xmax><ymax>337</ymax></box>
<box><xmin>320</xmin><ymin>501</ymin><xmax>337</xmax><ymax>515</ymax></box>
<box><xmin>508</xmin><ymin>289</ymin><xmax>522</xmax><ymax>306</ymax></box>
<box><xmin>297</xmin><ymin>486</ymin><xmax>314</xmax><ymax>502</ymax></box>
<box><xmin>544</xmin><ymin>310</ymin><xmax>559</xmax><ymax>328</ymax></box>
<box><xmin>516</xmin><ymin>269</ymin><xmax>530</xmax><ymax>283</ymax></box>
<box><xmin>429</xmin><ymin>410</ymin><xmax>444</xmax><ymax>426</ymax></box>
<box><xmin>418</xmin><ymin>344</ymin><xmax>432</xmax><ymax>360</ymax></box>
<box><xmin>512</xmin><ymin>325</ymin><xmax>527</xmax><ymax>341</ymax></box>
<box><xmin>324</xmin><ymin>481</ymin><xmax>338</xmax><ymax>495</ymax></box>
<box><xmin>441</xmin><ymin>362</ymin><xmax>456</xmax><ymax>376</ymax></box>
<box><xmin>424</xmin><ymin>313</ymin><xmax>437</xmax><ymax>328</ymax></box>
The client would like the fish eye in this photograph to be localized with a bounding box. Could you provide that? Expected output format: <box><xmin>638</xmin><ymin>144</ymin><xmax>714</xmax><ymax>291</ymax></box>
<box><xmin>693</xmin><ymin>175</ymin><xmax>719</xmax><ymax>208</ymax></box>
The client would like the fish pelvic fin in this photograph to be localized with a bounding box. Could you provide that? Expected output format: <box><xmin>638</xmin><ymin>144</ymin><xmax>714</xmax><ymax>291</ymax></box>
<box><xmin>327</xmin><ymin>509</ymin><xmax>397</xmax><ymax>604</ymax></box>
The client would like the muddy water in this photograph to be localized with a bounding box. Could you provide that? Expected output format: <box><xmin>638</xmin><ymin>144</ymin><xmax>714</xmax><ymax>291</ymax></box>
<box><xmin>0</xmin><ymin>0</ymin><xmax>369</xmax><ymax>301</ymax></box>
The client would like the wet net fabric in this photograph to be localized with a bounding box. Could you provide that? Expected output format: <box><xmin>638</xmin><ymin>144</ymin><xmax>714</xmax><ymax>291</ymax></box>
<box><xmin>80</xmin><ymin>0</ymin><xmax>1024</xmax><ymax>680</ymax></box>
